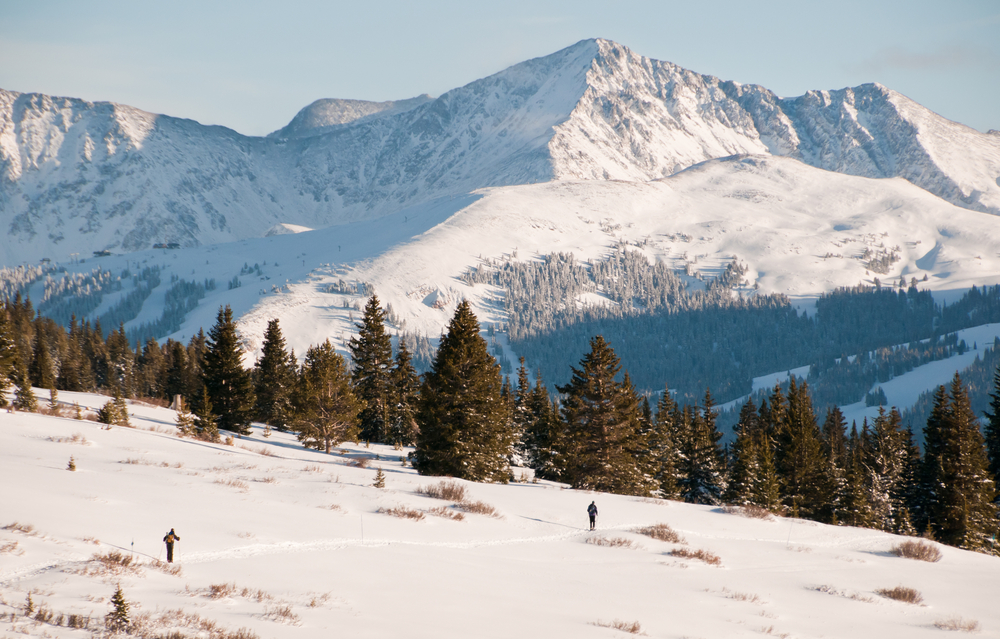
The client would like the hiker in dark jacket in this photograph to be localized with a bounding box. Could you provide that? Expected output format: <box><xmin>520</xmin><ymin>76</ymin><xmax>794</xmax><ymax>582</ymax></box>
<box><xmin>587</xmin><ymin>502</ymin><xmax>598</xmax><ymax>530</ymax></box>
<box><xmin>163</xmin><ymin>528</ymin><xmax>180</xmax><ymax>562</ymax></box>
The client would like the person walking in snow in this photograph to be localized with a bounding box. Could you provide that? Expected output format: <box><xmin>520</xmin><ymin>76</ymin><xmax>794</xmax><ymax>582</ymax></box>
<box><xmin>163</xmin><ymin>528</ymin><xmax>180</xmax><ymax>563</ymax></box>
<box><xmin>587</xmin><ymin>501</ymin><xmax>598</xmax><ymax>530</ymax></box>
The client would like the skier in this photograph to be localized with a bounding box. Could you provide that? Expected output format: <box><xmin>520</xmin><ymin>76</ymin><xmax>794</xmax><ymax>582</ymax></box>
<box><xmin>587</xmin><ymin>501</ymin><xmax>598</xmax><ymax>530</ymax></box>
<box><xmin>163</xmin><ymin>528</ymin><xmax>180</xmax><ymax>563</ymax></box>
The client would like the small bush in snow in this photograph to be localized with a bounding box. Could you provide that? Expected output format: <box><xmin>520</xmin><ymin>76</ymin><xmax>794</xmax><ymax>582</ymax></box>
<box><xmin>416</xmin><ymin>480</ymin><xmax>467</xmax><ymax>502</ymax></box>
<box><xmin>378</xmin><ymin>506</ymin><xmax>425</xmax><ymax>521</ymax></box>
<box><xmin>591</xmin><ymin>619</ymin><xmax>645</xmax><ymax>634</ymax></box>
<box><xmin>586</xmin><ymin>536</ymin><xmax>637</xmax><ymax>549</ymax></box>
<box><xmin>933</xmin><ymin>617</ymin><xmax>981</xmax><ymax>632</ymax></box>
<box><xmin>875</xmin><ymin>586</ymin><xmax>923</xmax><ymax>604</ymax></box>
<box><xmin>454</xmin><ymin>500</ymin><xmax>502</xmax><ymax>518</ymax></box>
<box><xmin>670</xmin><ymin>547</ymin><xmax>721</xmax><ymax>566</ymax></box>
<box><xmin>427</xmin><ymin>506</ymin><xmax>465</xmax><ymax>521</ymax></box>
<box><xmin>721</xmin><ymin>504</ymin><xmax>773</xmax><ymax>520</ymax></box>
<box><xmin>890</xmin><ymin>540</ymin><xmax>942</xmax><ymax>562</ymax></box>
<box><xmin>633</xmin><ymin>523</ymin><xmax>685</xmax><ymax>544</ymax></box>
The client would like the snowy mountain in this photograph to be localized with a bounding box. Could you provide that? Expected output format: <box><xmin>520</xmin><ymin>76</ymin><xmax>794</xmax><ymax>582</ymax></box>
<box><xmin>2</xmin><ymin>397</ymin><xmax>998</xmax><ymax>639</ymax></box>
<box><xmin>2</xmin><ymin>39</ymin><xmax>998</xmax><ymax>265</ymax></box>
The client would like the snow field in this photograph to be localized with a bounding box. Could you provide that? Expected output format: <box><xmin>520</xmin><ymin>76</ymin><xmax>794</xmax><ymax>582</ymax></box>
<box><xmin>2</xmin><ymin>394</ymin><xmax>999</xmax><ymax>638</ymax></box>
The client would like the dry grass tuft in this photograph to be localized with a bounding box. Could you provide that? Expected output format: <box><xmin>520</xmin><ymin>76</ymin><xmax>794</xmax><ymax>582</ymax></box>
<box><xmin>148</xmin><ymin>558</ymin><xmax>183</xmax><ymax>576</ymax></box>
<box><xmin>77</xmin><ymin>550</ymin><xmax>144</xmax><ymax>577</ymax></box>
<box><xmin>215</xmin><ymin>478</ymin><xmax>250</xmax><ymax>492</ymax></box>
<box><xmin>670</xmin><ymin>547</ymin><xmax>721</xmax><ymax>566</ymax></box>
<box><xmin>378</xmin><ymin>506</ymin><xmax>425</xmax><ymax>521</ymax></box>
<box><xmin>633</xmin><ymin>523</ymin><xmax>685</xmax><ymax>544</ymax></box>
<box><xmin>586</xmin><ymin>536</ymin><xmax>637</xmax><ymax>549</ymax></box>
<box><xmin>303</xmin><ymin>465</ymin><xmax>323</xmax><ymax>473</ymax></box>
<box><xmin>0</xmin><ymin>540</ymin><xmax>21</xmax><ymax>555</ymax></box>
<box><xmin>454</xmin><ymin>500</ymin><xmax>502</xmax><ymax>518</ymax></box>
<box><xmin>933</xmin><ymin>617</ymin><xmax>981</xmax><ymax>632</ymax></box>
<box><xmin>722</xmin><ymin>504</ymin><xmax>774</xmax><ymax>519</ymax></box>
<box><xmin>254</xmin><ymin>476</ymin><xmax>278</xmax><ymax>484</ymax></box>
<box><xmin>812</xmin><ymin>585</ymin><xmax>875</xmax><ymax>603</ymax></box>
<box><xmin>591</xmin><ymin>619</ymin><xmax>646</xmax><ymax>635</ymax></box>
<box><xmin>875</xmin><ymin>586</ymin><xmax>923</xmax><ymax>604</ymax></box>
<box><xmin>890</xmin><ymin>539</ymin><xmax>942</xmax><ymax>562</ymax></box>
<box><xmin>3</xmin><ymin>522</ymin><xmax>36</xmax><ymax>535</ymax></box>
<box><xmin>416</xmin><ymin>480</ymin><xmax>468</xmax><ymax>502</ymax></box>
<box><xmin>721</xmin><ymin>587</ymin><xmax>764</xmax><ymax>604</ymax></box>
<box><xmin>351</xmin><ymin>457</ymin><xmax>370</xmax><ymax>468</ymax></box>
<box><xmin>200</xmin><ymin>583</ymin><xmax>273</xmax><ymax>602</ymax></box>
<box><xmin>262</xmin><ymin>604</ymin><xmax>300</xmax><ymax>625</ymax></box>
<box><xmin>325</xmin><ymin>504</ymin><xmax>343</xmax><ymax>512</ymax></box>
<box><xmin>47</xmin><ymin>432</ymin><xmax>90</xmax><ymax>445</ymax></box>
<box><xmin>427</xmin><ymin>506</ymin><xmax>465</xmax><ymax>521</ymax></box>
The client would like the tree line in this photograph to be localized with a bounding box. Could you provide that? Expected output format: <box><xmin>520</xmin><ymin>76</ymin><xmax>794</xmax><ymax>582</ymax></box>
<box><xmin>2</xmin><ymin>293</ymin><xmax>999</xmax><ymax>557</ymax></box>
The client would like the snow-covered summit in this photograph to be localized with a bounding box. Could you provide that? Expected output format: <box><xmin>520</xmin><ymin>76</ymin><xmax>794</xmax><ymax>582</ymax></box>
<box><xmin>1</xmin><ymin>38</ymin><xmax>998</xmax><ymax>265</ymax></box>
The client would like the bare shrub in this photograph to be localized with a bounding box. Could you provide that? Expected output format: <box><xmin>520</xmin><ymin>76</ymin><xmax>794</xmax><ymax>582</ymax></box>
<box><xmin>454</xmin><ymin>500</ymin><xmax>502</xmax><ymax>518</ymax></box>
<box><xmin>934</xmin><ymin>617</ymin><xmax>981</xmax><ymax>632</ymax></box>
<box><xmin>207</xmin><ymin>583</ymin><xmax>238</xmax><ymax>599</ymax></box>
<box><xmin>3</xmin><ymin>522</ymin><xmax>36</xmax><ymax>535</ymax></box>
<box><xmin>633</xmin><ymin>523</ymin><xmax>685</xmax><ymax>544</ymax></box>
<box><xmin>325</xmin><ymin>504</ymin><xmax>343</xmax><ymax>512</ymax></box>
<box><xmin>891</xmin><ymin>540</ymin><xmax>942</xmax><ymax>562</ymax></box>
<box><xmin>875</xmin><ymin>586</ymin><xmax>923</xmax><ymax>604</ymax></box>
<box><xmin>215</xmin><ymin>478</ymin><xmax>250</xmax><ymax>492</ymax></box>
<box><xmin>262</xmin><ymin>604</ymin><xmax>300</xmax><ymax>624</ymax></box>
<box><xmin>721</xmin><ymin>587</ymin><xmax>764</xmax><ymax>604</ymax></box>
<box><xmin>78</xmin><ymin>550</ymin><xmax>144</xmax><ymax>577</ymax></box>
<box><xmin>148</xmin><ymin>559</ymin><xmax>183</xmax><ymax>576</ymax></box>
<box><xmin>351</xmin><ymin>457</ymin><xmax>370</xmax><ymax>469</ymax></box>
<box><xmin>82</xmin><ymin>536</ymin><xmax>100</xmax><ymax>545</ymax></box>
<box><xmin>722</xmin><ymin>504</ymin><xmax>773</xmax><ymax>519</ymax></box>
<box><xmin>669</xmin><ymin>547</ymin><xmax>721</xmax><ymax>566</ymax></box>
<box><xmin>254</xmin><ymin>476</ymin><xmax>277</xmax><ymax>484</ymax></box>
<box><xmin>427</xmin><ymin>506</ymin><xmax>465</xmax><ymax>521</ymax></box>
<box><xmin>812</xmin><ymin>585</ymin><xmax>875</xmax><ymax>603</ymax></box>
<box><xmin>591</xmin><ymin>619</ymin><xmax>645</xmax><ymax>635</ymax></box>
<box><xmin>416</xmin><ymin>480</ymin><xmax>467</xmax><ymax>502</ymax></box>
<box><xmin>378</xmin><ymin>506</ymin><xmax>425</xmax><ymax>521</ymax></box>
<box><xmin>586</xmin><ymin>536</ymin><xmax>637</xmax><ymax>549</ymax></box>
<box><xmin>303</xmin><ymin>465</ymin><xmax>323</xmax><ymax>473</ymax></box>
<box><xmin>47</xmin><ymin>432</ymin><xmax>90</xmax><ymax>445</ymax></box>
<box><xmin>255</xmin><ymin>447</ymin><xmax>275</xmax><ymax>457</ymax></box>
<box><xmin>0</xmin><ymin>540</ymin><xmax>20</xmax><ymax>555</ymax></box>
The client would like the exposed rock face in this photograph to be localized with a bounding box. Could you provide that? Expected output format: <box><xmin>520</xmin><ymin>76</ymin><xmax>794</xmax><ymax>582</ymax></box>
<box><xmin>2</xmin><ymin>39</ymin><xmax>998</xmax><ymax>264</ymax></box>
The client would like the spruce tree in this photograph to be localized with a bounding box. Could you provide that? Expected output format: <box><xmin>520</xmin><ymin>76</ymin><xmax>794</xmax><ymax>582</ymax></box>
<box><xmin>649</xmin><ymin>386</ymin><xmax>682</xmax><ymax>500</ymax></box>
<box><xmin>863</xmin><ymin>407</ymin><xmax>908</xmax><ymax>532</ymax></box>
<box><xmin>678</xmin><ymin>391</ymin><xmax>726</xmax><ymax>504</ymax></box>
<box><xmin>293</xmin><ymin>339</ymin><xmax>362</xmax><ymax>453</ymax></box>
<box><xmin>253</xmin><ymin>319</ymin><xmax>296</xmax><ymax>430</ymax></box>
<box><xmin>842</xmin><ymin>421</ymin><xmax>873</xmax><ymax>527</ymax></box>
<box><xmin>105</xmin><ymin>584</ymin><xmax>130</xmax><ymax>635</ymax></box>
<box><xmin>192</xmin><ymin>383</ymin><xmax>220</xmax><ymax>442</ymax></box>
<box><xmin>175</xmin><ymin>397</ymin><xmax>196</xmax><ymax>436</ymax></box>
<box><xmin>349</xmin><ymin>295</ymin><xmax>394</xmax><ymax>443</ymax></box>
<box><xmin>725</xmin><ymin>400</ymin><xmax>762</xmax><ymax>506</ymax></box>
<box><xmin>510</xmin><ymin>357</ymin><xmax>533</xmax><ymax>467</ymax></box>
<box><xmin>164</xmin><ymin>340</ymin><xmax>188</xmax><ymax>401</ymax></box>
<box><xmin>774</xmin><ymin>378</ymin><xmax>825</xmax><ymax>518</ymax></box>
<box><xmin>819</xmin><ymin>406</ymin><xmax>849</xmax><ymax>523</ymax></box>
<box><xmin>983</xmin><ymin>364</ymin><xmax>1000</xmax><ymax>490</ymax></box>
<box><xmin>414</xmin><ymin>300</ymin><xmax>513</xmax><ymax>482</ymax></box>
<box><xmin>29</xmin><ymin>324</ymin><xmax>56</xmax><ymax>390</ymax></box>
<box><xmin>203</xmin><ymin>306</ymin><xmax>255</xmax><ymax>435</ymax></box>
<box><xmin>0</xmin><ymin>308</ymin><xmax>16</xmax><ymax>407</ymax></box>
<box><xmin>13</xmin><ymin>356</ymin><xmax>37</xmax><ymax>412</ymax></box>
<box><xmin>387</xmin><ymin>337</ymin><xmax>420</xmax><ymax>447</ymax></box>
<box><xmin>924</xmin><ymin>375</ymin><xmax>998</xmax><ymax>551</ymax></box>
<box><xmin>524</xmin><ymin>373</ymin><xmax>561</xmax><ymax>481</ymax></box>
<box><xmin>105</xmin><ymin>324</ymin><xmax>135</xmax><ymax>397</ymax></box>
<box><xmin>555</xmin><ymin>336</ymin><xmax>653</xmax><ymax>495</ymax></box>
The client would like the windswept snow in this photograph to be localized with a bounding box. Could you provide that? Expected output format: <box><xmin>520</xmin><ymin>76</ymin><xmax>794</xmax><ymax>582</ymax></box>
<box><xmin>1</xmin><ymin>398</ymin><xmax>998</xmax><ymax>638</ymax></box>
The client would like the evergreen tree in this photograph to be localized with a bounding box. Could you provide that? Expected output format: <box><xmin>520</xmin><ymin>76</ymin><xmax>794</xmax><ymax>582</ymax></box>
<box><xmin>774</xmin><ymin>378</ymin><xmax>825</xmax><ymax>518</ymax></box>
<box><xmin>164</xmin><ymin>340</ymin><xmax>188</xmax><ymax>401</ymax></box>
<box><xmin>524</xmin><ymin>373</ymin><xmax>561</xmax><ymax>481</ymax></box>
<box><xmin>555</xmin><ymin>336</ymin><xmax>653</xmax><ymax>495</ymax></box>
<box><xmin>387</xmin><ymin>337</ymin><xmax>420</xmax><ymax>447</ymax></box>
<box><xmin>678</xmin><ymin>391</ymin><xmax>726</xmax><ymax>504</ymax></box>
<box><xmin>924</xmin><ymin>375</ymin><xmax>998</xmax><ymax>551</ymax></box>
<box><xmin>105</xmin><ymin>323</ymin><xmax>135</xmax><ymax>397</ymax></box>
<box><xmin>725</xmin><ymin>400</ymin><xmax>762</xmax><ymax>505</ymax></box>
<box><xmin>12</xmin><ymin>356</ymin><xmax>37</xmax><ymax>412</ymax></box>
<box><xmin>294</xmin><ymin>339</ymin><xmax>362</xmax><ymax>453</ymax></box>
<box><xmin>819</xmin><ymin>406</ymin><xmax>849</xmax><ymax>523</ymax></box>
<box><xmin>863</xmin><ymin>407</ymin><xmax>908</xmax><ymax>532</ymax></box>
<box><xmin>175</xmin><ymin>397</ymin><xmax>196</xmax><ymax>436</ymax></box>
<box><xmin>983</xmin><ymin>364</ymin><xmax>1000</xmax><ymax>491</ymax></box>
<box><xmin>137</xmin><ymin>337</ymin><xmax>166</xmax><ymax>399</ymax></box>
<box><xmin>192</xmin><ymin>383</ymin><xmax>220</xmax><ymax>441</ymax></box>
<box><xmin>510</xmin><ymin>357</ymin><xmax>533</xmax><ymax>467</ymax></box>
<box><xmin>253</xmin><ymin>319</ymin><xmax>296</xmax><ymax>430</ymax></box>
<box><xmin>57</xmin><ymin>316</ymin><xmax>85</xmax><ymax>392</ymax></box>
<box><xmin>414</xmin><ymin>300</ymin><xmax>513</xmax><ymax>482</ymax></box>
<box><xmin>842</xmin><ymin>421</ymin><xmax>873</xmax><ymax>527</ymax></box>
<box><xmin>0</xmin><ymin>308</ymin><xmax>16</xmax><ymax>407</ymax></box>
<box><xmin>648</xmin><ymin>386</ymin><xmax>682</xmax><ymax>500</ymax></box>
<box><xmin>105</xmin><ymin>584</ymin><xmax>130</xmax><ymax>635</ymax></box>
<box><xmin>203</xmin><ymin>306</ymin><xmax>255</xmax><ymax>435</ymax></box>
<box><xmin>915</xmin><ymin>385</ymin><xmax>950</xmax><ymax>533</ymax></box>
<box><xmin>349</xmin><ymin>295</ymin><xmax>394</xmax><ymax>443</ymax></box>
<box><xmin>29</xmin><ymin>324</ymin><xmax>56</xmax><ymax>390</ymax></box>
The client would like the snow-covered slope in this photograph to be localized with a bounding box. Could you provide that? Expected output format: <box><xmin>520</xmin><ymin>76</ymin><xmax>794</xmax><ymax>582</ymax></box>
<box><xmin>2</xmin><ymin>398</ymin><xmax>998</xmax><ymax>639</ymax></box>
<box><xmin>2</xmin><ymin>39</ymin><xmax>998</xmax><ymax>265</ymax></box>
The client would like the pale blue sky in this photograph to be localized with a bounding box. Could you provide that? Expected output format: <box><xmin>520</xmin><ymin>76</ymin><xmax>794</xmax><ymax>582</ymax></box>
<box><xmin>1</xmin><ymin>0</ymin><xmax>997</xmax><ymax>136</ymax></box>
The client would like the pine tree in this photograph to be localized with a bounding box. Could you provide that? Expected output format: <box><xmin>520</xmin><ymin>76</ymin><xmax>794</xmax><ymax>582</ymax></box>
<box><xmin>293</xmin><ymin>339</ymin><xmax>362</xmax><ymax>453</ymax></box>
<box><xmin>105</xmin><ymin>324</ymin><xmax>135</xmax><ymax>397</ymax></box>
<box><xmin>253</xmin><ymin>319</ymin><xmax>296</xmax><ymax>430</ymax></box>
<box><xmin>983</xmin><ymin>363</ymin><xmax>1000</xmax><ymax>491</ymax></box>
<box><xmin>863</xmin><ymin>407</ymin><xmax>908</xmax><ymax>532</ymax></box>
<box><xmin>29</xmin><ymin>324</ymin><xmax>56</xmax><ymax>390</ymax></box>
<box><xmin>414</xmin><ymin>300</ymin><xmax>513</xmax><ymax>483</ymax></box>
<box><xmin>648</xmin><ymin>386</ymin><xmax>682</xmax><ymax>500</ymax></box>
<box><xmin>524</xmin><ymin>373</ymin><xmax>561</xmax><ymax>481</ymax></box>
<box><xmin>175</xmin><ymin>397</ymin><xmax>196</xmax><ymax>436</ymax></box>
<box><xmin>387</xmin><ymin>337</ymin><xmax>420</xmax><ymax>447</ymax></box>
<box><xmin>373</xmin><ymin>467</ymin><xmax>386</xmax><ymax>488</ymax></box>
<box><xmin>819</xmin><ymin>406</ymin><xmax>849</xmax><ymax>523</ymax></box>
<box><xmin>842</xmin><ymin>421</ymin><xmax>873</xmax><ymax>527</ymax></box>
<box><xmin>0</xmin><ymin>308</ymin><xmax>18</xmax><ymax>407</ymax></box>
<box><xmin>164</xmin><ymin>340</ymin><xmax>188</xmax><ymax>402</ymax></box>
<box><xmin>725</xmin><ymin>400</ymin><xmax>762</xmax><ymax>506</ymax></box>
<box><xmin>678</xmin><ymin>391</ymin><xmax>726</xmax><ymax>504</ymax></box>
<box><xmin>203</xmin><ymin>306</ymin><xmax>255</xmax><ymax>435</ymax></box>
<box><xmin>555</xmin><ymin>337</ymin><xmax>654</xmax><ymax>495</ymax></box>
<box><xmin>924</xmin><ymin>375</ymin><xmax>998</xmax><ymax>551</ymax></box>
<box><xmin>510</xmin><ymin>357</ymin><xmax>533</xmax><ymax>467</ymax></box>
<box><xmin>13</xmin><ymin>356</ymin><xmax>37</xmax><ymax>412</ymax></box>
<box><xmin>192</xmin><ymin>383</ymin><xmax>220</xmax><ymax>442</ymax></box>
<box><xmin>349</xmin><ymin>295</ymin><xmax>394</xmax><ymax>443</ymax></box>
<box><xmin>105</xmin><ymin>584</ymin><xmax>130</xmax><ymax>635</ymax></box>
<box><xmin>774</xmin><ymin>378</ymin><xmax>825</xmax><ymax>518</ymax></box>
<box><xmin>137</xmin><ymin>337</ymin><xmax>166</xmax><ymax>399</ymax></box>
